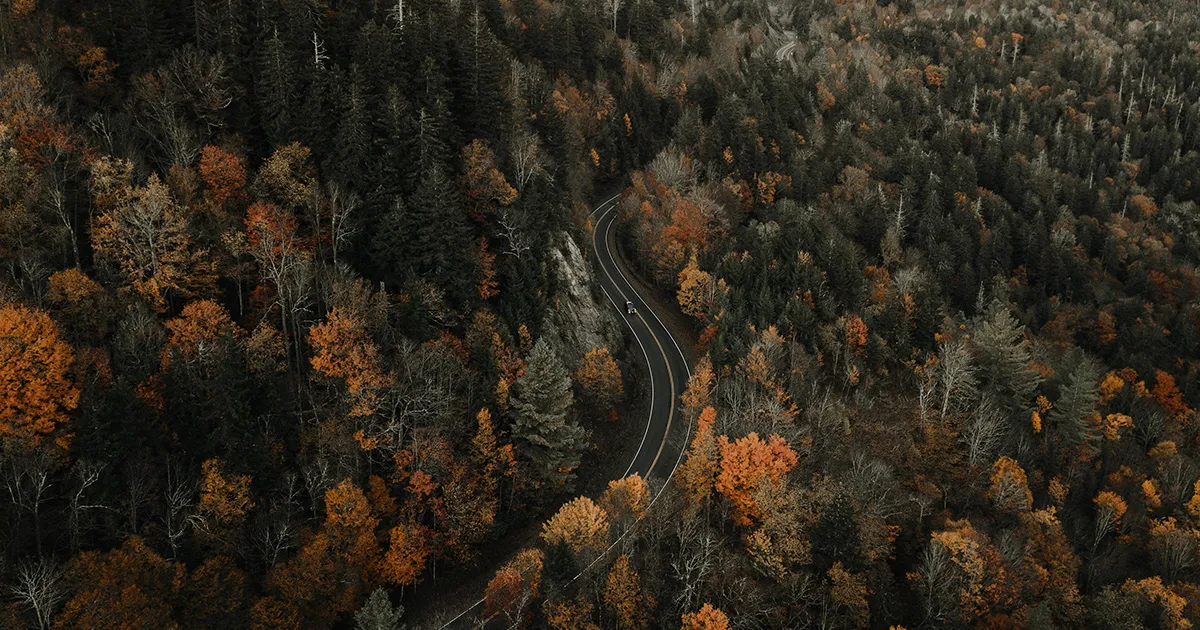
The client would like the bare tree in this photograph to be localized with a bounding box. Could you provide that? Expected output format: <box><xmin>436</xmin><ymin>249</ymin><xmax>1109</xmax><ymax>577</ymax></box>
<box><xmin>10</xmin><ymin>558</ymin><xmax>65</xmax><ymax>630</ymax></box>
<box><xmin>961</xmin><ymin>397</ymin><xmax>1005</xmax><ymax>468</ymax></box>
<box><xmin>497</xmin><ymin>205</ymin><xmax>531</xmax><ymax>259</ymax></box>
<box><xmin>67</xmin><ymin>460</ymin><xmax>106</xmax><ymax>553</ymax></box>
<box><xmin>253</xmin><ymin>473</ymin><xmax>302</xmax><ymax>571</ymax></box>
<box><xmin>936</xmin><ymin>337</ymin><xmax>977</xmax><ymax>418</ymax></box>
<box><xmin>1</xmin><ymin>447</ymin><xmax>56</xmax><ymax>555</ymax></box>
<box><xmin>326</xmin><ymin>183</ymin><xmax>359</xmax><ymax>266</ymax></box>
<box><xmin>163</xmin><ymin>462</ymin><xmax>199</xmax><ymax>558</ymax></box>
<box><xmin>509</xmin><ymin>127</ymin><xmax>547</xmax><ymax>191</ymax></box>
<box><xmin>672</xmin><ymin>517</ymin><xmax>716</xmax><ymax>612</ymax></box>
<box><xmin>604</xmin><ymin>0</ymin><xmax>622</xmax><ymax>32</ymax></box>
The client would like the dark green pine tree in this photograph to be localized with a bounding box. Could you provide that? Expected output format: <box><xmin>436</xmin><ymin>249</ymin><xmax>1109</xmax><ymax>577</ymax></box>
<box><xmin>453</xmin><ymin>5</ymin><xmax>509</xmax><ymax>145</ymax></box>
<box><xmin>1048</xmin><ymin>352</ymin><xmax>1102</xmax><ymax>455</ymax></box>
<box><xmin>372</xmin><ymin>85</ymin><xmax>418</xmax><ymax>199</ymax></box>
<box><xmin>352</xmin><ymin>21</ymin><xmax>402</xmax><ymax>98</ymax></box>
<box><xmin>407</xmin><ymin>162</ymin><xmax>474</xmax><ymax>304</ymax></box>
<box><xmin>329</xmin><ymin>74</ymin><xmax>370</xmax><ymax>187</ymax></box>
<box><xmin>355</xmin><ymin>588</ymin><xmax>406</xmax><ymax>630</ymax></box>
<box><xmin>369</xmin><ymin>196</ymin><xmax>410</xmax><ymax>287</ymax></box>
<box><xmin>298</xmin><ymin>63</ymin><xmax>342</xmax><ymax>161</ymax></box>
<box><xmin>510</xmin><ymin>338</ymin><xmax>588</xmax><ymax>490</ymax></box>
<box><xmin>255</xmin><ymin>27</ymin><xmax>298</xmax><ymax>147</ymax></box>
<box><xmin>971</xmin><ymin>299</ymin><xmax>1044</xmax><ymax>424</ymax></box>
<box><xmin>412</xmin><ymin>101</ymin><xmax>453</xmax><ymax>189</ymax></box>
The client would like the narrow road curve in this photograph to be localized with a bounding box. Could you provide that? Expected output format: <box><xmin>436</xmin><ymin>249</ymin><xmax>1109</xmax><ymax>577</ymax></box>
<box><xmin>589</xmin><ymin>194</ymin><xmax>693</xmax><ymax>481</ymax></box>
<box><xmin>437</xmin><ymin>193</ymin><xmax>692</xmax><ymax>629</ymax></box>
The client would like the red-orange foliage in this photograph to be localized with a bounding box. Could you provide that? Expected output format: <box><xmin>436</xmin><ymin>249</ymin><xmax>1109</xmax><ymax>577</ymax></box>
<box><xmin>91</xmin><ymin>173</ymin><xmax>213</xmax><ymax>310</ymax></box>
<box><xmin>180</xmin><ymin>555</ymin><xmax>250</xmax><ymax>629</ymax></box>
<box><xmin>680</xmin><ymin>603</ymin><xmax>730</xmax><ymax>630</ymax></box>
<box><xmin>309</xmin><ymin>308</ymin><xmax>392</xmax><ymax>417</ymax></box>
<box><xmin>845</xmin><ymin>314</ymin><xmax>869</xmax><ymax>358</ymax></box>
<box><xmin>678</xmin><ymin>406</ymin><xmax>719</xmax><ymax>507</ymax></box>
<box><xmin>477</xmin><ymin>237</ymin><xmax>500</xmax><ymax>300</ymax></box>
<box><xmin>484</xmin><ymin>549</ymin><xmax>544</xmax><ymax>620</ymax></box>
<box><xmin>715</xmin><ymin>432</ymin><xmax>798</xmax><ymax>526</ymax></box>
<box><xmin>162</xmin><ymin>300</ymin><xmax>240</xmax><ymax>369</ymax></box>
<box><xmin>266</xmin><ymin>480</ymin><xmax>380</xmax><ymax>623</ymax></box>
<box><xmin>600</xmin><ymin>474</ymin><xmax>650</xmax><ymax>523</ymax></box>
<box><xmin>1152</xmin><ymin>370</ymin><xmax>1192</xmax><ymax>420</ymax></box>
<box><xmin>680</xmin><ymin>358</ymin><xmax>715</xmax><ymax>420</ymax></box>
<box><xmin>461</xmin><ymin>139</ymin><xmax>517</xmax><ymax>219</ymax></box>
<box><xmin>198</xmin><ymin>458</ymin><xmax>254</xmax><ymax>525</ymax></box>
<box><xmin>541</xmin><ymin>497</ymin><xmax>610</xmax><ymax>553</ymax></box>
<box><xmin>380</xmin><ymin>521</ymin><xmax>430</xmax><ymax>587</ymax></box>
<box><xmin>604</xmin><ymin>555</ymin><xmax>655</xmax><ymax>629</ymax></box>
<box><xmin>199</xmin><ymin>145</ymin><xmax>247</xmax><ymax>212</ymax></box>
<box><xmin>0</xmin><ymin>304</ymin><xmax>79</xmax><ymax>449</ymax></box>
<box><xmin>988</xmin><ymin>456</ymin><xmax>1032</xmax><ymax>513</ymax></box>
<box><xmin>574</xmin><ymin>346</ymin><xmax>624</xmax><ymax>415</ymax></box>
<box><xmin>55</xmin><ymin>537</ymin><xmax>182</xmax><ymax>630</ymax></box>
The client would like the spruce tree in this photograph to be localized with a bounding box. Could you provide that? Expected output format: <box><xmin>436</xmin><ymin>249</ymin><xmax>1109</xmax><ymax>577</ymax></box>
<box><xmin>255</xmin><ymin>27</ymin><xmax>297</xmax><ymax>147</ymax></box>
<box><xmin>1049</xmin><ymin>353</ymin><xmax>1102</xmax><ymax>453</ymax></box>
<box><xmin>355</xmin><ymin>588</ymin><xmax>406</xmax><ymax>630</ymax></box>
<box><xmin>510</xmin><ymin>338</ymin><xmax>587</xmax><ymax>490</ymax></box>
<box><xmin>407</xmin><ymin>162</ymin><xmax>474</xmax><ymax>304</ymax></box>
<box><xmin>972</xmin><ymin>299</ymin><xmax>1043</xmax><ymax>424</ymax></box>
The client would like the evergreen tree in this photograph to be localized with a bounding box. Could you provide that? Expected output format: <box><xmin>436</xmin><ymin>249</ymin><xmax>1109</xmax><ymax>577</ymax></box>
<box><xmin>1049</xmin><ymin>353</ymin><xmax>1102</xmax><ymax>454</ymax></box>
<box><xmin>453</xmin><ymin>5</ymin><xmax>508</xmax><ymax>144</ymax></box>
<box><xmin>972</xmin><ymin>299</ymin><xmax>1043</xmax><ymax>424</ymax></box>
<box><xmin>255</xmin><ymin>27</ymin><xmax>297</xmax><ymax>147</ymax></box>
<box><xmin>510</xmin><ymin>338</ymin><xmax>587</xmax><ymax>490</ymax></box>
<box><xmin>330</xmin><ymin>75</ymin><xmax>369</xmax><ymax>186</ymax></box>
<box><xmin>355</xmin><ymin>588</ymin><xmax>406</xmax><ymax>630</ymax></box>
<box><xmin>407</xmin><ymin>163</ymin><xmax>474</xmax><ymax>304</ymax></box>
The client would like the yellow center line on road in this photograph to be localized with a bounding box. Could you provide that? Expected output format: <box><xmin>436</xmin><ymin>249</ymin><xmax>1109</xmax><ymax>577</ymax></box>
<box><xmin>634</xmin><ymin>306</ymin><xmax>675</xmax><ymax>476</ymax></box>
<box><xmin>591</xmin><ymin>201</ymin><xmax>658</xmax><ymax>478</ymax></box>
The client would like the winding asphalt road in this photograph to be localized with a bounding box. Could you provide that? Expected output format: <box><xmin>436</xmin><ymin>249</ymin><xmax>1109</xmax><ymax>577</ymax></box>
<box><xmin>437</xmin><ymin>193</ymin><xmax>692</xmax><ymax>629</ymax></box>
<box><xmin>589</xmin><ymin>193</ymin><xmax>692</xmax><ymax>482</ymax></box>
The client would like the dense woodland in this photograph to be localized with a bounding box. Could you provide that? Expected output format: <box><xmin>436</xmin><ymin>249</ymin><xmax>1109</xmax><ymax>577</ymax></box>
<box><xmin>2</xmin><ymin>0</ymin><xmax>1200</xmax><ymax>627</ymax></box>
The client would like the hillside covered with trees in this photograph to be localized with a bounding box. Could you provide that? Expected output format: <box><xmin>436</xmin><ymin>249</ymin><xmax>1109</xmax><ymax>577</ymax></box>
<box><xmin>2</xmin><ymin>0</ymin><xmax>1200</xmax><ymax>627</ymax></box>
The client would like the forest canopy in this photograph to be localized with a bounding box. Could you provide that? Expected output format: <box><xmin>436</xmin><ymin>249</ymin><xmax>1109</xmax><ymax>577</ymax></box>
<box><xmin>2</xmin><ymin>0</ymin><xmax>1200</xmax><ymax>628</ymax></box>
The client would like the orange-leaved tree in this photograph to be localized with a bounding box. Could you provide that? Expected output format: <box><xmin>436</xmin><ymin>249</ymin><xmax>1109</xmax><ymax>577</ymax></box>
<box><xmin>600</xmin><ymin>474</ymin><xmax>649</xmax><ymax>528</ymax></box>
<box><xmin>264</xmin><ymin>479</ymin><xmax>380</xmax><ymax>624</ymax></box>
<box><xmin>54</xmin><ymin>537</ymin><xmax>183</xmax><ymax>630</ymax></box>
<box><xmin>987</xmin><ymin>456</ymin><xmax>1032</xmax><ymax>514</ymax></box>
<box><xmin>379</xmin><ymin>521</ymin><xmax>431</xmax><ymax>588</ymax></box>
<box><xmin>309</xmin><ymin>308</ymin><xmax>393</xmax><ymax>418</ymax></box>
<box><xmin>677</xmin><ymin>406</ymin><xmax>718</xmax><ymax>508</ymax></box>
<box><xmin>543</xmin><ymin>595</ymin><xmax>599</xmax><ymax>630</ymax></box>
<box><xmin>574</xmin><ymin>346</ymin><xmax>624</xmax><ymax>420</ymax></box>
<box><xmin>680</xmin><ymin>603</ymin><xmax>730</xmax><ymax>630</ymax></box>
<box><xmin>603</xmin><ymin>555</ymin><xmax>655</xmax><ymax>629</ymax></box>
<box><xmin>0</xmin><ymin>303</ymin><xmax>79</xmax><ymax>449</ymax></box>
<box><xmin>91</xmin><ymin>172</ymin><xmax>214</xmax><ymax>311</ymax></box>
<box><xmin>197</xmin><ymin>457</ymin><xmax>254</xmax><ymax>527</ymax></box>
<box><xmin>460</xmin><ymin>139</ymin><xmax>517</xmax><ymax>219</ymax></box>
<box><xmin>484</xmin><ymin>548</ymin><xmax>544</xmax><ymax>622</ymax></box>
<box><xmin>680</xmin><ymin>357</ymin><xmax>714</xmax><ymax>421</ymax></box>
<box><xmin>199</xmin><ymin>145</ymin><xmax>248</xmax><ymax>213</ymax></box>
<box><xmin>677</xmin><ymin>253</ymin><xmax>714</xmax><ymax>321</ymax></box>
<box><xmin>162</xmin><ymin>299</ymin><xmax>241</xmax><ymax>371</ymax></box>
<box><xmin>541</xmin><ymin>496</ymin><xmax>611</xmax><ymax>556</ymax></box>
<box><xmin>715</xmin><ymin>432</ymin><xmax>798</xmax><ymax>526</ymax></box>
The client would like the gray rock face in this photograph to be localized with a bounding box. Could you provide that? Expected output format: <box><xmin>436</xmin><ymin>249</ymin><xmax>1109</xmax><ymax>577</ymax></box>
<box><xmin>541</xmin><ymin>230</ymin><xmax>623</xmax><ymax>367</ymax></box>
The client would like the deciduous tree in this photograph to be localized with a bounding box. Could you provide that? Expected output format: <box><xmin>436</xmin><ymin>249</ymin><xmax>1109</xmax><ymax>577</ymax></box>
<box><xmin>680</xmin><ymin>603</ymin><xmax>729</xmax><ymax>630</ymax></box>
<box><xmin>715</xmin><ymin>432</ymin><xmax>798</xmax><ymax>526</ymax></box>
<box><xmin>0</xmin><ymin>304</ymin><xmax>78</xmax><ymax>449</ymax></box>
